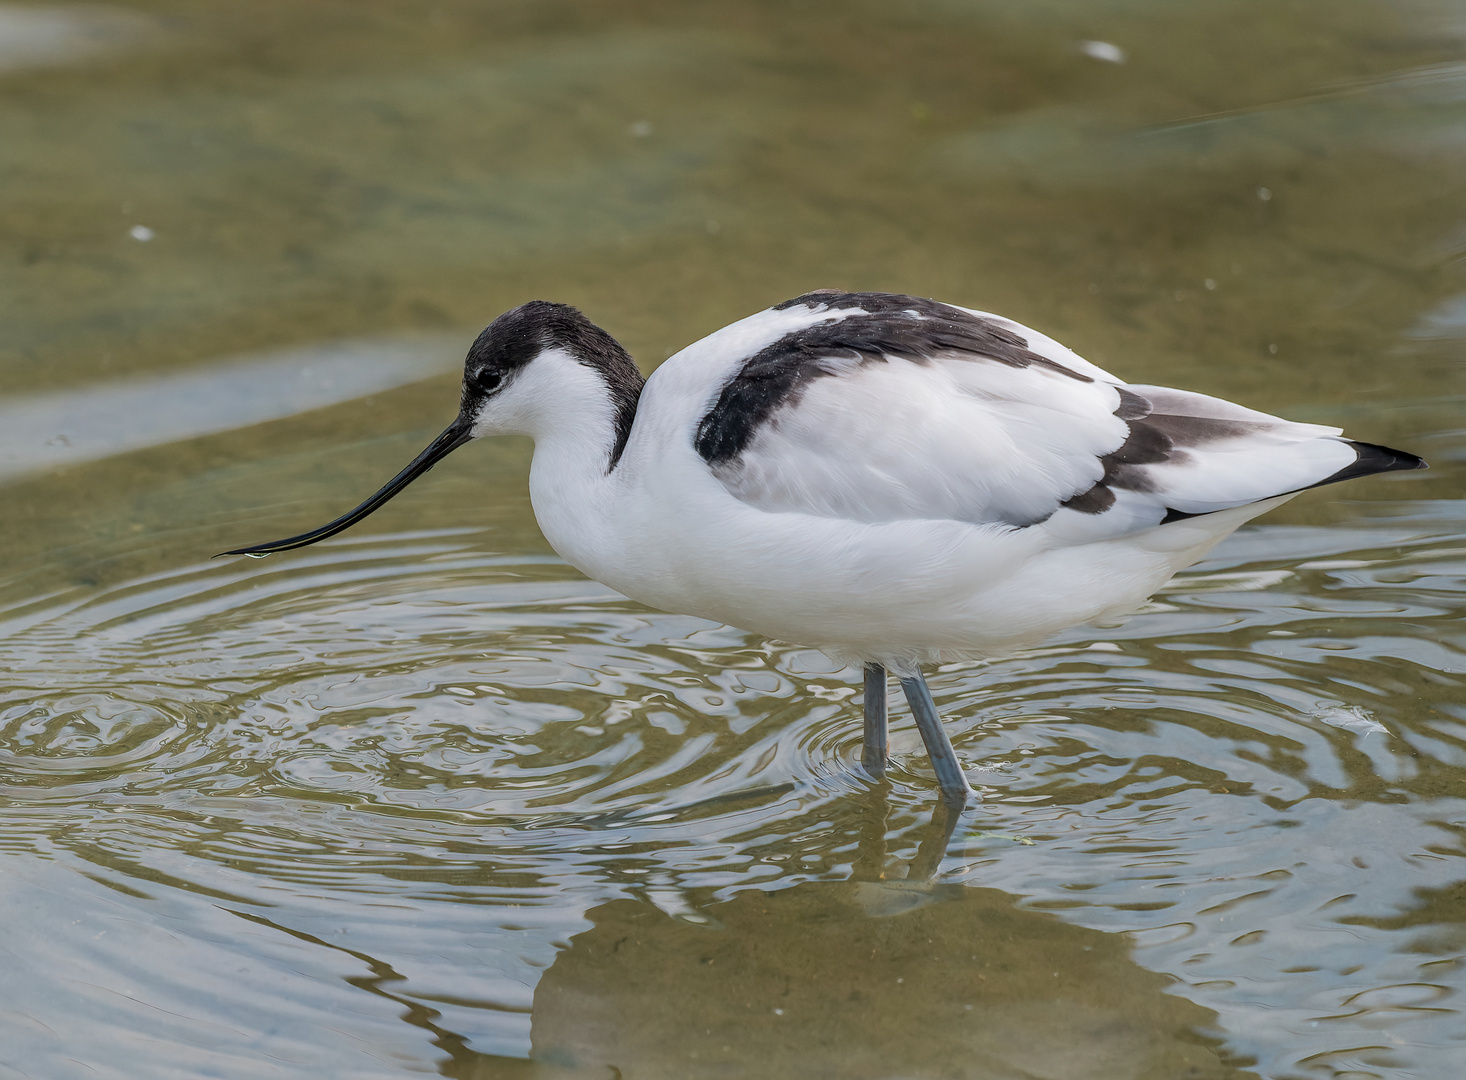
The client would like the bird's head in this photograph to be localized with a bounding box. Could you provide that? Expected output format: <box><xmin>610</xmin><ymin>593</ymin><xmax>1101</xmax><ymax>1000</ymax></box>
<box><xmin>218</xmin><ymin>300</ymin><xmax>640</xmax><ymax>558</ymax></box>
<box><xmin>458</xmin><ymin>300</ymin><xmax>638</xmax><ymax>440</ymax></box>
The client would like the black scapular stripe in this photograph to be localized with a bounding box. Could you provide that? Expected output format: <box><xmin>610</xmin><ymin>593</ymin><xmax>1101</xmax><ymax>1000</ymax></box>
<box><xmin>696</xmin><ymin>292</ymin><xmax>1091</xmax><ymax>465</ymax></box>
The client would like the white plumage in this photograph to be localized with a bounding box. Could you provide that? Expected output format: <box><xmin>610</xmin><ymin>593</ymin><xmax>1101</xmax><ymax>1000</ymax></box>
<box><xmin>225</xmin><ymin>290</ymin><xmax>1423</xmax><ymax>803</ymax></box>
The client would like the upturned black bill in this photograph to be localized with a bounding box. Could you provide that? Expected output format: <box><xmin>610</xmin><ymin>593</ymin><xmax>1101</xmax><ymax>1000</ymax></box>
<box><xmin>217</xmin><ymin>417</ymin><xmax>474</xmax><ymax>557</ymax></box>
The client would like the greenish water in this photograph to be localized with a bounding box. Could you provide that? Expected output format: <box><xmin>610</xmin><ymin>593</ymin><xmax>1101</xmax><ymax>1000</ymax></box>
<box><xmin>2</xmin><ymin>1</ymin><xmax>1464</xmax><ymax>1077</ymax></box>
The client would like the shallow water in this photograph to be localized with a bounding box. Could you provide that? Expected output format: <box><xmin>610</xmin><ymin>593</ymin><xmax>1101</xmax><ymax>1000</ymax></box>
<box><xmin>2</xmin><ymin>2</ymin><xmax>1465</xmax><ymax>1077</ymax></box>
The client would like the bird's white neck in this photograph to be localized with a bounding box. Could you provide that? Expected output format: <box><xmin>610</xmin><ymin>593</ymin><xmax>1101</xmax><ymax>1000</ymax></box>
<box><xmin>475</xmin><ymin>348</ymin><xmax>641</xmax><ymax>580</ymax></box>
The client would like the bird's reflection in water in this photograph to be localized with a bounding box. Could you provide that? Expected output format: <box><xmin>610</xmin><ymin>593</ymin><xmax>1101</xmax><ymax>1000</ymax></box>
<box><xmin>442</xmin><ymin>792</ymin><xmax>1254</xmax><ymax>1080</ymax></box>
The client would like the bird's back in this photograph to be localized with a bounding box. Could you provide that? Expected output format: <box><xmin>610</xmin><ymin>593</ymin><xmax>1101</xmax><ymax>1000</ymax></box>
<box><xmin>644</xmin><ymin>291</ymin><xmax>1419</xmax><ymax>539</ymax></box>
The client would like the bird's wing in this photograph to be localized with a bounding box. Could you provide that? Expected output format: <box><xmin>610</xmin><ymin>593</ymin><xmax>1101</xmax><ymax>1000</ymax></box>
<box><xmin>696</xmin><ymin>292</ymin><xmax>1414</xmax><ymax>537</ymax></box>
<box><xmin>1087</xmin><ymin>384</ymin><xmax>1418</xmax><ymax>523</ymax></box>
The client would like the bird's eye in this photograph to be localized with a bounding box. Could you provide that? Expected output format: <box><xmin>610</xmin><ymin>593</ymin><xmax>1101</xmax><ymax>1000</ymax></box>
<box><xmin>477</xmin><ymin>369</ymin><xmax>504</xmax><ymax>393</ymax></box>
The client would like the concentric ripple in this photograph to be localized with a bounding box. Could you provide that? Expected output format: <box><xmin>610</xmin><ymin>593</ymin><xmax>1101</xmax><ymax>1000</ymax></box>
<box><xmin>3</xmin><ymin>511</ymin><xmax>1466</xmax><ymax>1077</ymax></box>
<box><xmin>1</xmin><ymin>532</ymin><xmax>841</xmax><ymax>818</ymax></box>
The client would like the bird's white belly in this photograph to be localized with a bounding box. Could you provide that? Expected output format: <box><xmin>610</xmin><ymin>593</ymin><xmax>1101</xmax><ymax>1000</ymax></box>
<box><xmin>544</xmin><ymin>478</ymin><xmax>1270</xmax><ymax>670</ymax></box>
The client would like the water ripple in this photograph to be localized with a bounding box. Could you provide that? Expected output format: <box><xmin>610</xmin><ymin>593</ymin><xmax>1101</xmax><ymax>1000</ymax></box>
<box><xmin>3</xmin><ymin>513</ymin><xmax>1466</xmax><ymax>1078</ymax></box>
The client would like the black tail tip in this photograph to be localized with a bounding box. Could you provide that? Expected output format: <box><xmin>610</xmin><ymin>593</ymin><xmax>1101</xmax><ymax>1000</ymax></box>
<box><xmin>1353</xmin><ymin>440</ymin><xmax>1427</xmax><ymax>473</ymax></box>
<box><xmin>1321</xmin><ymin>440</ymin><xmax>1428</xmax><ymax>487</ymax></box>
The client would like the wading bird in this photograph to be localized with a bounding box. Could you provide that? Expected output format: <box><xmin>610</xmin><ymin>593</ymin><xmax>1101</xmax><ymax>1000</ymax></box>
<box><xmin>223</xmin><ymin>292</ymin><xmax>1424</xmax><ymax>804</ymax></box>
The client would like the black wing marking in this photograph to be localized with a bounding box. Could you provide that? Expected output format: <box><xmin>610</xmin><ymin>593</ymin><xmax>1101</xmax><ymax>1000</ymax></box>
<box><xmin>1063</xmin><ymin>387</ymin><xmax>1426</xmax><ymax>522</ymax></box>
<box><xmin>695</xmin><ymin>292</ymin><xmax>1092</xmax><ymax>466</ymax></box>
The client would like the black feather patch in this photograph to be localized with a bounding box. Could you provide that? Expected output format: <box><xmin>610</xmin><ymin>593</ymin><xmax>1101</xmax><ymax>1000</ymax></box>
<box><xmin>1059</xmin><ymin>484</ymin><xmax>1117</xmax><ymax>514</ymax></box>
<box><xmin>1061</xmin><ymin>393</ymin><xmax>1280</xmax><ymax>516</ymax></box>
<box><xmin>1113</xmin><ymin>387</ymin><xmax>1153</xmax><ymax>421</ymax></box>
<box><xmin>697</xmin><ymin>292</ymin><xmax>1091</xmax><ymax>465</ymax></box>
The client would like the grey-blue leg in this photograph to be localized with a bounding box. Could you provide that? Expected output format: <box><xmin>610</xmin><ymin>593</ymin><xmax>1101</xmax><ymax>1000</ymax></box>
<box><xmin>898</xmin><ymin>672</ymin><xmax>972</xmax><ymax>806</ymax></box>
<box><xmin>861</xmin><ymin>662</ymin><xmax>888</xmax><ymax>776</ymax></box>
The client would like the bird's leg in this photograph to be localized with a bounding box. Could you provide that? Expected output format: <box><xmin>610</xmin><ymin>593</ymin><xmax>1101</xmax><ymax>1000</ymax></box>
<box><xmin>898</xmin><ymin>672</ymin><xmax>972</xmax><ymax>806</ymax></box>
<box><xmin>861</xmin><ymin>662</ymin><xmax>888</xmax><ymax>777</ymax></box>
